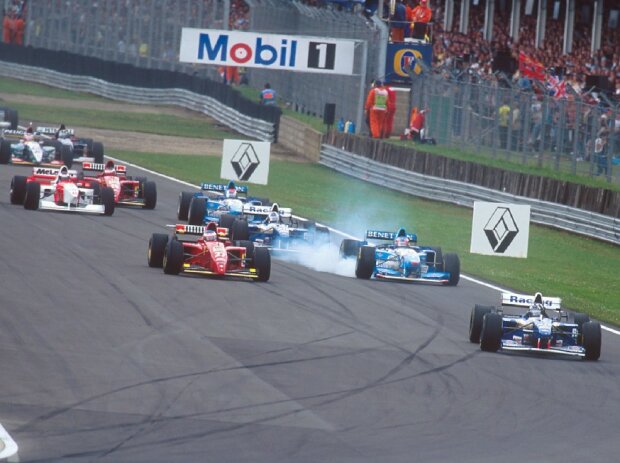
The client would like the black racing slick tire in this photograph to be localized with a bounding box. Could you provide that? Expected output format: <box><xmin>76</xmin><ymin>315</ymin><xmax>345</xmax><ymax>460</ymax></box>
<box><xmin>231</xmin><ymin>219</ymin><xmax>250</xmax><ymax>241</ymax></box>
<box><xmin>163</xmin><ymin>239</ymin><xmax>184</xmax><ymax>275</ymax></box>
<box><xmin>143</xmin><ymin>181</ymin><xmax>157</xmax><ymax>209</ymax></box>
<box><xmin>188</xmin><ymin>197</ymin><xmax>206</xmax><ymax>226</ymax></box>
<box><xmin>574</xmin><ymin>313</ymin><xmax>590</xmax><ymax>344</ymax></box>
<box><xmin>0</xmin><ymin>139</ymin><xmax>11</xmax><ymax>164</ymax></box>
<box><xmin>355</xmin><ymin>245</ymin><xmax>376</xmax><ymax>279</ymax></box>
<box><xmin>219</xmin><ymin>213</ymin><xmax>236</xmax><ymax>231</ymax></box>
<box><xmin>254</xmin><ymin>246</ymin><xmax>271</xmax><ymax>282</ymax></box>
<box><xmin>24</xmin><ymin>181</ymin><xmax>40</xmax><ymax>210</ymax></box>
<box><xmin>430</xmin><ymin>246</ymin><xmax>443</xmax><ymax>271</ymax></box>
<box><xmin>148</xmin><ymin>233</ymin><xmax>169</xmax><ymax>268</ymax></box>
<box><xmin>177</xmin><ymin>191</ymin><xmax>194</xmax><ymax>220</ymax></box>
<box><xmin>480</xmin><ymin>313</ymin><xmax>503</xmax><ymax>352</ymax></box>
<box><xmin>101</xmin><ymin>187</ymin><xmax>115</xmax><ymax>216</ymax></box>
<box><xmin>582</xmin><ymin>321</ymin><xmax>601</xmax><ymax>361</ymax></box>
<box><xmin>443</xmin><ymin>253</ymin><xmax>460</xmax><ymax>286</ymax></box>
<box><xmin>469</xmin><ymin>305</ymin><xmax>494</xmax><ymax>343</ymax></box>
<box><xmin>91</xmin><ymin>141</ymin><xmax>104</xmax><ymax>163</ymax></box>
<box><xmin>340</xmin><ymin>239</ymin><xmax>364</xmax><ymax>259</ymax></box>
<box><xmin>235</xmin><ymin>240</ymin><xmax>255</xmax><ymax>257</ymax></box>
<box><xmin>10</xmin><ymin>175</ymin><xmax>28</xmax><ymax>204</ymax></box>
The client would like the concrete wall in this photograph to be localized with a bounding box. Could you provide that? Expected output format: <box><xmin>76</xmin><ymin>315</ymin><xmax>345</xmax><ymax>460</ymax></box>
<box><xmin>277</xmin><ymin>116</ymin><xmax>323</xmax><ymax>162</ymax></box>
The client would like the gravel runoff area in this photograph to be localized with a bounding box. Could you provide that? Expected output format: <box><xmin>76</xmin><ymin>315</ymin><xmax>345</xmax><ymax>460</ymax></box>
<box><xmin>0</xmin><ymin>92</ymin><xmax>305</xmax><ymax>161</ymax></box>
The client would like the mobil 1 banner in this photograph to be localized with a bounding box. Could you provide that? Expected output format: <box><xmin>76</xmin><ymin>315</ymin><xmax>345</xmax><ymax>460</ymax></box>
<box><xmin>221</xmin><ymin>139</ymin><xmax>270</xmax><ymax>185</ymax></box>
<box><xmin>179</xmin><ymin>28</ymin><xmax>356</xmax><ymax>75</ymax></box>
<box><xmin>470</xmin><ymin>202</ymin><xmax>531</xmax><ymax>258</ymax></box>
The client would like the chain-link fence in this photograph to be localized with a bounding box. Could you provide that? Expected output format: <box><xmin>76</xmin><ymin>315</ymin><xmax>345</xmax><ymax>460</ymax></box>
<box><xmin>411</xmin><ymin>71</ymin><xmax>620</xmax><ymax>183</ymax></box>
<box><xmin>21</xmin><ymin>0</ymin><xmax>383</xmax><ymax>131</ymax></box>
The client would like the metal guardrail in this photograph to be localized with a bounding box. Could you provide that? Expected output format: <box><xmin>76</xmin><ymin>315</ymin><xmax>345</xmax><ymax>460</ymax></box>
<box><xmin>0</xmin><ymin>61</ymin><xmax>276</xmax><ymax>142</ymax></box>
<box><xmin>321</xmin><ymin>144</ymin><xmax>620</xmax><ymax>245</ymax></box>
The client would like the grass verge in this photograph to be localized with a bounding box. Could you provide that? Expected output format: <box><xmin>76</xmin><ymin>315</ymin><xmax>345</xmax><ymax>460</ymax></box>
<box><xmin>113</xmin><ymin>149</ymin><xmax>620</xmax><ymax>326</ymax></box>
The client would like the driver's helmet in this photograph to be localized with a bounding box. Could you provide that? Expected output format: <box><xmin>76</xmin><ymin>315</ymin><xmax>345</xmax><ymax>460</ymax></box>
<box><xmin>57</xmin><ymin>166</ymin><xmax>71</xmax><ymax>182</ymax></box>
<box><xmin>394</xmin><ymin>236</ymin><xmax>410</xmax><ymax>247</ymax></box>
<box><xmin>225</xmin><ymin>186</ymin><xmax>237</xmax><ymax>198</ymax></box>
<box><xmin>203</xmin><ymin>229</ymin><xmax>217</xmax><ymax>242</ymax></box>
<box><xmin>104</xmin><ymin>160</ymin><xmax>115</xmax><ymax>174</ymax></box>
<box><xmin>24</xmin><ymin>132</ymin><xmax>34</xmax><ymax>141</ymax></box>
<box><xmin>267</xmin><ymin>211</ymin><xmax>279</xmax><ymax>224</ymax></box>
<box><xmin>529</xmin><ymin>303</ymin><xmax>545</xmax><ymax>318</ymax></box>
<box><xmin>57</xmin><ymin>130</ymin><xmax>71</xmax><ymax>140</ymax></box>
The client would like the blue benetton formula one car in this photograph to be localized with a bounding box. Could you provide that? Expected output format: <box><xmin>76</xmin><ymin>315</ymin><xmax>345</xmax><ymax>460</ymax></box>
<box><xmin>469</xmin><ymin>292</ymin><xmax>601</xmax><ymax>360</ymax></box>
<box><xmin>177</xmin><ymin>181</ymin><xmax>269</xmax><ymax>228</ymax></box>
<box><xmin>340</xmin><ymin>228</ymin><xmax>460</xmax><ymax>285</ymax></box>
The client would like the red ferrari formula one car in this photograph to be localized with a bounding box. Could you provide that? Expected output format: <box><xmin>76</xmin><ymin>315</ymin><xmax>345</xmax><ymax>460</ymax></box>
<box><xmin>148</xmin><ymin>223</ymin><xmax>271</xmax><ymax>281</ymax></box>
<box><xmin>10</xmin><ymin>165</ymin><xmax>115</xmax><ymax>215</ymax></box>
<box><xmin>81</xmin><ymin>160</ymin><xmax>157</xmax><ymax>209</ymax></box>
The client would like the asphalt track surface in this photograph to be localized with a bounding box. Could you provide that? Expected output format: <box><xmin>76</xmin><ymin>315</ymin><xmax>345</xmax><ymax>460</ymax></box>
<box><xmin>0</xmin><ymin>162</ymin><xmax>619</xmax><ymax>463</ymax></box>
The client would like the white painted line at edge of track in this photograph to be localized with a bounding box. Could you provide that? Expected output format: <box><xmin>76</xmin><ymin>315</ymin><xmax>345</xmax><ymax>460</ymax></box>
<box><xmin>0</xmin><ymin>423</ymin><xmax>18</xmax><ymax>460</ymax></box>
<box><xmin>105</xmin><ymin>156</ymin><xmax>620</xmax><ymax>337</ymax></box>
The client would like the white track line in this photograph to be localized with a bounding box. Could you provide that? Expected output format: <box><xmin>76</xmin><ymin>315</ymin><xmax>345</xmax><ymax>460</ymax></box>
<box><xmin>106</xmin><ymin>155</ymin><xmax>620</xmax><ymax>337</ymax></box>
<box><xmin>0</xmin><ymin>423</ymin><xmax>18</xmax><ymax>460</ymax></box>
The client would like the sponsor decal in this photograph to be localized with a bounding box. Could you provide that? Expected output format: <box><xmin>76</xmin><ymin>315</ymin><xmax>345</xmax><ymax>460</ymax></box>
<box><xmin>484</xmin><ymin>207</ymin><xmax>519</xmax><ymax>253</ymax></box>
<box><xmin>230</xmin><ymin>143</ymin><xmax>260</xmax><ymax>181</ymax></box>
<box><xmin>367</xmin><ymin>230</ymin><xmax>395</xmax><ymax>239</ymax></box>
<box><xmin>176</xmin><ymin>224</ymin><xmax>205</xmax><ymax>234</ymax></box>
<box><xmin>508</xmin><ymin>295</ymin><xmax>554</xmax><ymax>307</ymax></box>
<box><xmin>33</xmin><ymin>167</ymin><xmax>60</xmax><ymax>176</ymax></box>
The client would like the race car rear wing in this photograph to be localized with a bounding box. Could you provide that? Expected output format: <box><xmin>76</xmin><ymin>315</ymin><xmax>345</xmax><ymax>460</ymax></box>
<box><xmin>242</xmin><ymin>203</ymin><xmax>292</xmax><ymax>218</ymax></box>
<box><xmin>36</xmin><ymin>126</ymin><xmax>75</xmax><ymax>136</ymax></box>
<box><xmin>82</xmin><ymin>162</ymin><xmax>127</xmax><ymax>173</ymax></box>
<box><xmin>169</xmin><ymin>224</ymin><xmax>230</xmax><ymax>239</ymax></box>
<box><xmin>31</xmin><ymin>166</ymin><xmax>78</xmax><ymax>179</ymax></box>
<box><xmin>201</xmin><ymin>183</ymin><xmax>248</xmax><ymax>195</ymax></box>
<box><xmin>501</xmin><ymin>293</ymin><xmax>562</xmax><ymax>310</ymax></box>
<box><xmin>366</xmin><ymin>230</ymin><xmax>418</xmax><ymax>242</ymax></box>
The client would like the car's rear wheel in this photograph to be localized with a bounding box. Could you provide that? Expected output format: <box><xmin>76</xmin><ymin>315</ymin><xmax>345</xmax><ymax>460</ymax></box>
<box><xmin>177</xmin><ymin>191</ymin><xmax>194</xmax><ymax>220</ymax></box>
<box><xmin>235</xmin><ymin>240</ymin><xmax>255</xmax><ymax>257</ymax></box>
<box><xmin>232</xmin><ymin>218</ymin><xmax>249</xmax><ymax>241</ymax></box>
<box><xmin>101</xmin><ymin>187</ymin><xmax>115</xmax><ymax>216</ymax></box>
<box><xmin>91</xmin><ymin>141</ymin><xmax>104</xmax><ymax>163</ymax></box>
<box><xmin>480</xmin><ymin>313</ymin><xmax>503</xmax><ymax>352</ymax></box>
<box><xmin>253</xmin><ymin>246</ymin><xmax>271</xmax><ymax>282</ymax></box>
<box><xmin>219</xmin><ymin>213</ymin><xmax>236</xmax><ymax>230</ymax></box>
<box><xmin>143</xmin><ymin>181</ymin><xmax>157</xmax><ymax>209</ymax></box>
<box><xmin>430</xmin><ymin>246</ymin><xmax>444</xmax><ymax>271</ymax></box>
<box><xmin>0</xmin><ymin>139</ymin><xmax>11</xmax><ymax>164</ymax></box>
<box><xmin>148</xmin><ymin>233</ymin><xmax>169</xmax><ymax>268</ymax></box>
<box><xmin>340</xmin><ymin>238</ymin><xmax>364</xmax><ymax>258</ymax></box>
<box><xmin>188</xmin><ymin>198</ymin><xmax>206</xmax><ymax>225</ymax></box>
<box><xmin>163</xmin><ymin>239</ymin><xmax>184</xmax><ymax>275</ymax></box>
<box><xmin>582</xmin><ymin>321</ymin><xmax>601</xmax><ymax>361</ymax></box>
<box><xmin>355</xmin><ymin>245</ymin><xmax>376</xmax><ymax>279</ymax></box>
<box><xmin>443</xmin><ymin>253</ymin><xmax>460</xmax><ymax>286</ymax></box>
<box><xmin>10</xmin><ymin>175</ymin><xmax>28</xmax><ymax>204</ymax></box>
<box><xmin>574</xmin><ymin>313</ymin><xmax>590</xmax><ymax>343</ymax></box>
<box><xmin>469</xmin><ymin>305</ymin><xmax>494</xmax><ymax>343</ymax></box>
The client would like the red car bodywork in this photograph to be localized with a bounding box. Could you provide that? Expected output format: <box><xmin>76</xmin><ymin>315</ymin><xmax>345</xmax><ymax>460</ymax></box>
<box><xmin>82</xmin><ymin>161</ymin><xmax>155</xmax><ymax>208</ymax></box>
<box><xmin>174</xmin><ymin>223</ymin><xmax>250</xmax><ymax>277</ymax></box>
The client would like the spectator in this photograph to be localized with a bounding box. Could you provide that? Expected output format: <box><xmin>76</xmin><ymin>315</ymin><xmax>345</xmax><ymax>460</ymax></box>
<box><xmin>409</xmin><ymin>0</ymin><xmax>431</xmax><ymax>40</ymax></box>
<box><xmin>594</xmin><ymin>127</ymin><xmax>609</xmax><ymax>176</ymax></box>
<box><xmin>498</xmin><ymin>102</ymin><xmax>511</xmax><ymax>149</ymax></box>
<box><xmin>390</xmin><ymin>0</ymin><xmax>407</xmax><ymax>43</ymax></box>
<box><xmin>260</xmin><ymin>83</ymin><xmax>277</xmax><ymax>105</ymax></box>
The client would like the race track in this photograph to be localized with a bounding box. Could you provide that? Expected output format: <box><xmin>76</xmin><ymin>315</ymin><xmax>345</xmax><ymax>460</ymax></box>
<box><xmin>0</xmin><ymin>162</ymin><xmax>619</xmax><ymax>462</ymax></box>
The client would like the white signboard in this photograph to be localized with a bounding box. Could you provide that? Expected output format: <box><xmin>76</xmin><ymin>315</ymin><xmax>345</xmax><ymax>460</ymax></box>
<box><xmin>221</xmin><ymin>139</ymin><xmax>270</xmax><ymax>185</ymax></box>
<box><xmin>470</xmin><ymin>202</ymin><xmax>531</xmax><ymax>258</ymax></box>
<box><xmin>180</xmin><ymin>28</ymin><xmax>356</xmax><ymax>75</ymax></box>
